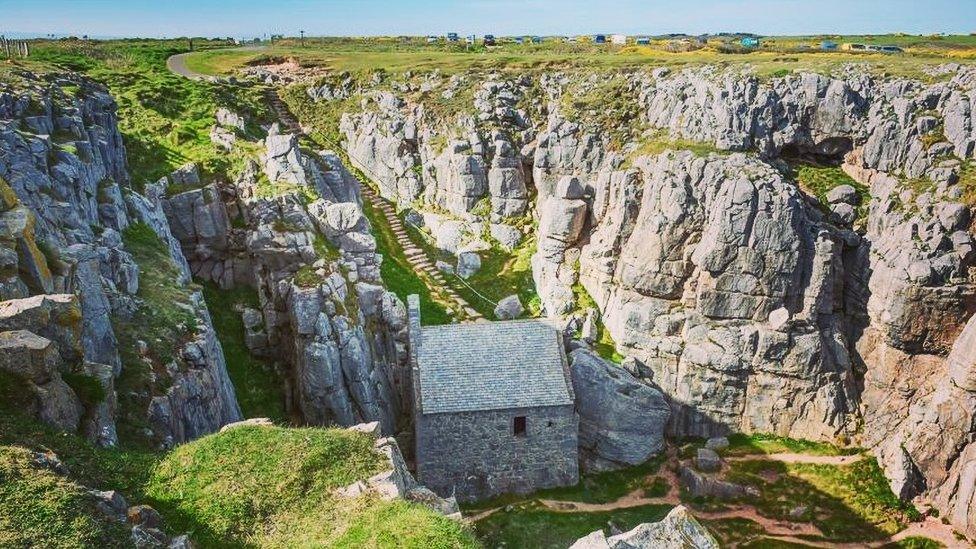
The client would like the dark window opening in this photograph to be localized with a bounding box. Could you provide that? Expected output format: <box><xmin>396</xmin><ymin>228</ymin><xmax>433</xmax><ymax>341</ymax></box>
<box><xmin>514</xmin><ymin>416</ymin><xmax>527</xmax><ymax>437</ymax></box>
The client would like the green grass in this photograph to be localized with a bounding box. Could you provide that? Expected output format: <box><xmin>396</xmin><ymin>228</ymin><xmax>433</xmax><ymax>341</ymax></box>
<box><xmin>625</xmin><ymin>130</ymin><xmax>727</xmax><ymax>166</ymax></box>
<box><xmin>724</xmin><ymin>433</ymin><xmax>859</xmax><ymax>457</ymax></box>
<box><xmin>200</xmin><ymin>282</ymin><xmax>286</xmax><ymax>423</ymax></box>
<box><xmin>358</xmin><ymin>183</ymin><xmax>453</xmax><ymax>325</ymax></box>
<box><xmin>572</xmin><ymin>283</ymin><xmax>624</xmax><ymax>363</ymax></box>
<box><xmin>27</xmin><ymin>39</ymin><xmax>270</xmax><ymax>190</ymax></box>
<box><xmin>701</xmin><ymin>517</ymin><xmax>766</xmax><ymax>546</ymax></box>
<box><xmin>115</xmin><ymin>222</ymin><xmax>201</xmax><ymax>447</ymax></box>
<box><xmin>465</xmin><ymin>455</ymin><xmax>665</xmax><ymax>511</ymax></box>
<box><xmin>145</xmin><ymin>425</ymin><xmax>478</xmax><ymax>548</ymax></box>
<box><xmin>789</xmin><ymin>161</ymin><xmax>869</xmax><ymax>221</ymax></box>
<box><xmin>0</xmin><ymin>369</ymin><xmax>159</xmax><ymax>503</ymax></box>
<box><xmin>883</xmin><ymin>537</ymin><xmax>945</xmax><ymax>549</ymax></box>
<box><xmin>179</xmin><ymin>35</ymin><xmax>976</xmax><ymax>81</ymax></box>
<box><xmin>474</xmin><ymin>501</ymin><xmax>673</xmax><ymax>549</ymax></box>
<box><xmin>0</xmin><ymin>446</ymin><xmax>131</xmax><ymax>548</ymax></box>
<box><xmin>725</xmin><ymin>457</ymin><xmax>919</xmax><ymax>542</ymax></box>
<box><xmin>403</xmin><ymin>219</ymin><xmax>540</xmax><ymax>320</ymax></box>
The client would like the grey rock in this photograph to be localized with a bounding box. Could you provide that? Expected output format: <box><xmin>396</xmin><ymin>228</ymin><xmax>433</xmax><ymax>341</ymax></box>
<box><xmin>570</xmin><ymin>349</ymin><xmax>670</xmax><ymax>471</ymax></box>
<box><xmin>569</xmin><ymin>505</ymin><xmax>719</xmax><ymax>549</ymax></box>
<box><xmin>494</xmin><ymin>294</ymin><xmax>524</xmax><ymax>320</ymax></box>
<box><xmin>456</xmin><ymin>250</ymin><xmax>481</xmax><ymax>279</ymax></box>
<box><xmin>704</xmin><ymin>437</ymin><xmax>730</xmax><ymax>451</ymax></box>
<box><xmin>695</xmin><ymin>448</ymin><xmax>722</xmax><ymax>473</ymax></box>
<box><xmin>679</xmin><ymin>466</ymin><xmax>759</xmax><ymax>501</ymax></box>
<box><xmin>826</xmin><ymin>184</ymin><xmax>858</xmax><ymax>204</ymax></box>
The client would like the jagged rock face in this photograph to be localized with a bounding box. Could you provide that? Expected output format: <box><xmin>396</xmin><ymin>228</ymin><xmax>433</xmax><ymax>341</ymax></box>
<box><xmin>339</xmin><ymin>77</ymin><xmax>537</xmax><ymax>257</ymax></box>
<box><xmin>569</xmin><ymin>348</ymin><xmax>670</xmax><ymax>471</ymax></box>
<box><xmin>155</xmin><ymin>126</ymin><xmax>411</xmax><ymax>435</ymax></box>
<box><xmin>0</xmin><ymin>72</ymin><xmax>243</xmax><ymax>448</ymax></box>
<box><xmin>564</xmin><ymin>153</ymin><xmax>861</xmax><ymax>440</ymax></box>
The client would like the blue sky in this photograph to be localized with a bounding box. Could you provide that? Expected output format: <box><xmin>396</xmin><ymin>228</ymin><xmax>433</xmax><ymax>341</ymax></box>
<box><xmin>2</xmin><ymin>0</ymin><xmax>974</xmax><ymax>39</ymax></box>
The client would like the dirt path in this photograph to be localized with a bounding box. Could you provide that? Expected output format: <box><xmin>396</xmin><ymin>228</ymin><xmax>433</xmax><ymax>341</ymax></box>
<box><xmin>263</xmin><ymin>89</ymin><xmax>483</xmax><ymax>321</ymax></box>
<box><xmin>726</xmin><ymin>452</ymin><xmax>863</xmax><ymax>466</ymax></box>
<box><xmin>467</xmin><ymin>451</ymin><xmax>969</xmax><ymax>548</ymax></box>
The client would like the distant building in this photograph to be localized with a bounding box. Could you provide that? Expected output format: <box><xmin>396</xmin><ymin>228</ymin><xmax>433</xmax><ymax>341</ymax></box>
<box><xmin>409</xmin><ymin>296</ymin><xmax>579</xmax><ymax>502</ymax></box>
<box><xmin>740</xmin><ymin>37</ymin><xmax>760</xmax><ymax>48</ymax></box>
<box><xmin>875</xmin><ymin>45</ymin><xmax>904</xmax><ymax>53</ymax></box>
<box><xmin>610</xmin><ymin>34</ymin><xmax>627</xmax><ymax>45</ymax></box>
<box><xmin>593</xmin><ymin>34</ymin><xmax>607</xmax><ymax>44</ymax></box>
<box><xmin>484</xmin><ymin>34</ymin><xmax>496</xmax><ymax>46</ymax></box>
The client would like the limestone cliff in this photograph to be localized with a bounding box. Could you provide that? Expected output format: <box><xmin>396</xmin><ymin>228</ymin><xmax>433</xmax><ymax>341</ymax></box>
<box><xmin>156</xmin><ymin>124</ymin><xmax>410</xmax><ymax>435</ymax></box>
<box><xmin>0</xmin><ymin>69</ymin><xmax>242</xmax><ymax>448</ymax></box>
<box><xmin>310</xmin><ymin>63</ymin><xmax>976</xmax><ymax>535</ymax></box>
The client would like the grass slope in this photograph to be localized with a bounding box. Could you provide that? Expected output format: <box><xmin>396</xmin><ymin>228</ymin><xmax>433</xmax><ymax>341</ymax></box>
<box><xmin>0</xmin><ymin>446</ymin><xmax>131</xmax><ymax>548</ymax></box>
<box><xmin>28</xmin><ymin>39</ymin><xmax>269</xmax><ymax>189</ymax></box>
<box><xmin>146</xmin><ymin>425</ymin><xmax>477</xmax><ymax>548</ymax></box>
<box><xmin>726</xmin><ymin>457</ymin><xmax>919</xmax><ymax>542</ymax></box>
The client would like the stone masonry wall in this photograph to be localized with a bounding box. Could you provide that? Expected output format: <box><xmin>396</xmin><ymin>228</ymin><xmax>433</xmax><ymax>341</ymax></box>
<box><xmin>415</xmin><ymin>404</ymin><xmax>579</xmax><ymax>502</ymax></box>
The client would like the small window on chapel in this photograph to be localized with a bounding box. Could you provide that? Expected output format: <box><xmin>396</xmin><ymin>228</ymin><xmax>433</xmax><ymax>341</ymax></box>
<box><xmin>513</xmin><ymin>416</ymin><xmax>527</xmax><ymax>437</ymax></box>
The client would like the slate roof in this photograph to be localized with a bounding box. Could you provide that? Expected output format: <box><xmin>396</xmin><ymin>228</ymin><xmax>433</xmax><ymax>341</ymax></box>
<box><xmin>416</xmin><ymin>319</ymin><xmax>573</xmax><ymax>414</ymax></box>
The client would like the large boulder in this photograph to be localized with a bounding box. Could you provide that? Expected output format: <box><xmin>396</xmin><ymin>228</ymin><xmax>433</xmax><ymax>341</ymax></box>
<box><xmin>494</xmin><ymin>295</ymin><xmax>524</xmax><ymax>320</ymax></box>
<box><xmin>569</xmin><ymin>505</ymin><xmax>719</xmax><ymax>549</ymax></box>
<box><xmin>569</xmin><ymin>348</ymin><xmax>670</xmax><ymax>471</ymax></box>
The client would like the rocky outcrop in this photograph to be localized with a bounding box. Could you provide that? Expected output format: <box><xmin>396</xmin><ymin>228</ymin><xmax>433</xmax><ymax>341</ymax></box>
<box><xmin>569</xmin><ymin>348</ymin><xmax>670</xmax><ymax>471</ymax></box>
<box><xmin>337</xmin><ymin>421</ymin><xmax>460</xmax><ymax>519</ymax></box>
<box><xmin>569</xmin><ymin>505</ymin><xmax>719</xmax><ymax>549</ymax></box>
<box><xmin>153</xmin><ymin>123</ymin><xmax>411</xmax><ymax>435</ymax></box>
<box><xmin>567</xmin><ymin>153</ymin><xmax>862</xmax><ymax>440</ymax></box>
<box><xmin>0</xmin><ymin>71</ymin><xmax>243</xmax><ymax>448</ymax></box>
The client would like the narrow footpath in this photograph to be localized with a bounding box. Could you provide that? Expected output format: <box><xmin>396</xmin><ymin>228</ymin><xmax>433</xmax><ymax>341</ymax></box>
<box><xmin>468</xmin><ymin>451</ymin><xmax>970</xmax><ymax>549</ymax></box>
<box><xmin>264</xmin><ymin>90</ymin><xmax>483</xmax><ymax>320</ymax></box>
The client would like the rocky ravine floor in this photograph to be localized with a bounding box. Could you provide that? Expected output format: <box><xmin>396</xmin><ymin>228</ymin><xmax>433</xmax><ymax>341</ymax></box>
<box><xmin>468</xmin><ymin>448</ymin><xmax>970</xmax><ymax>548</ymax></box>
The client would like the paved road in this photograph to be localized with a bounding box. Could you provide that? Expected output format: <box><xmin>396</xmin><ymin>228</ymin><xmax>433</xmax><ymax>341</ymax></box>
<box><xmin>166</xmin><ymin>51</ymin><xmax>209</xmax><ymax>80</ymax></box>
<box><xmin>166</xmin><ymin>46</ymin><xmax>265</xmax><ymax>80</ymax></box>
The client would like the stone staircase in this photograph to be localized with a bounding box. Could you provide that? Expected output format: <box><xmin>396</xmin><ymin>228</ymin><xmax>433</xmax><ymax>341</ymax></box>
<box><xmin>264</xmin><ymin>90</ymin><xmax>483</xmax><ymax>321</ymax></box>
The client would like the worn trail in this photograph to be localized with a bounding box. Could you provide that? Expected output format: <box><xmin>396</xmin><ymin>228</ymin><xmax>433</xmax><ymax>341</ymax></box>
<box><xmin>468</xmin><ymin>451</ymin><xmax>970</xmax><ymax>548</ymax></box>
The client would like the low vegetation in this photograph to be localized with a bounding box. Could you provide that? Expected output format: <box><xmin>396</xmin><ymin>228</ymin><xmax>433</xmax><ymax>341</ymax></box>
<box><xmin>474</xmin><ymin>501</ymin><xmax>673</xmax><ymax>549</ymax></box>
<box><xmin>789</xmin><ymin>161</ymin><xmax>869</xmax><ymax>219</ymax></box>
<box><xmin>723</xmin><ymin>433</ymin><xmax>859</xmax><ymax>457</ymax></box>
<box><xmin>403</xmin><ymin>218</ymin><xmax>540</xmax><ymax>320</ymax></box>
<box><xmin>115</xmin><ymin>222</ymin><xmax>200</xmax><ymax>447</ymax></box>
<box><xmin>359</xmin><ymin>192</ymin><xmax>453</xmax><ymax>325</ymax></box>
<box><xmin>200</xmin><ymin>283</ymin><xmax>286</xmax><ymax>422</ymax></box>
<box><xmin>0</xmin><ymin>446</ymin><xmax>131</xmax><ymax>548</ymax></box>
<box><xmin>725</xmin><ymin>457</ymin><xmax>919</xmax><ymax>542</ymax></box>
<box><xmin>179</xmin><ymin>34</ymin><xmax>976</xmax><ymax>82</ymax></box>
<box><xmin>28</xmin><ymin>39</ymin><xmax>271</xmax><ymax>189</ymax></box>
<box><xmin>145</xmin><ymin>425</ymin><xmax>477</xmax><ymax>547</ymax></box>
